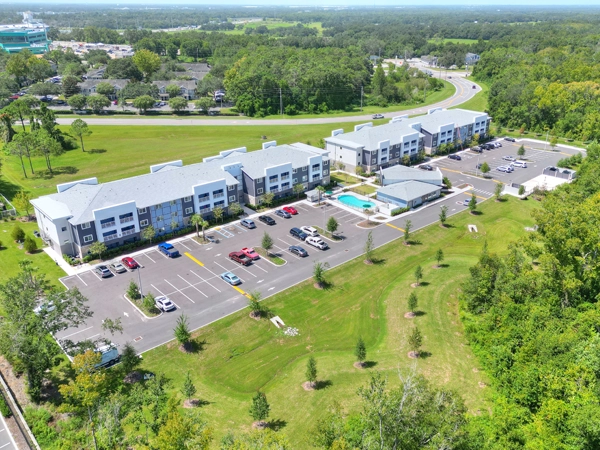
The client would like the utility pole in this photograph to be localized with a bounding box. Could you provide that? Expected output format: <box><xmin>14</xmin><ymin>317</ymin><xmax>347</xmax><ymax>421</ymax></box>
<box><xmin>360</xmin><ymin>86</ymin><xmax>363</xmax><ymax>112</ymax></box>
<box><xmin>279</xmin><ymin>87</ymin><xmax>283</xmax><ymax>115</ymax></box>
<box><xmin>137</xmin><ymin>267</ymin><xmax>143</xmax><ymax>298</ymax></box>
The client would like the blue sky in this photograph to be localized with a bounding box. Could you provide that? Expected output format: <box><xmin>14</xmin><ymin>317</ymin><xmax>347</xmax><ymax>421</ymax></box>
<box><xmin>28</xmin><ymin>0</ymin><xmax>600</xmax><ymax>4</ymax></box>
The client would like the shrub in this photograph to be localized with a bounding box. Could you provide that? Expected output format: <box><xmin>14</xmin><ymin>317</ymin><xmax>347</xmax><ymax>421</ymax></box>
<box><xmin>127</xmin><ymin>281</ymin><xmax>141</xmax><ymax>300</ymax></box>
<box><xmin>24</xmin><ymin>406</ymin><xmax>58</xmax><ymax>446</ymax></box>
<box><xmin>23</xmin><ymin>235</ymin><xmax>38</xmax><ymax>253</ymax></box>
<box><xmin>0</xmin><ymin>394</ymin><xmax>11</xmax><ymax>418</ymax></box>
<box><xmin>0</xmin><ymin>239</ymin><xmax>3</xmax><ymax>249</ymax></box>
<box><xmin>391</xmin><ymin>207</ymin><xmax>410</xmax><ymax>216</ymax></box>
<box><xmin>11</xmin><ymin>224</ymin><xmax>25</xmax><ymax>242</ymax></box>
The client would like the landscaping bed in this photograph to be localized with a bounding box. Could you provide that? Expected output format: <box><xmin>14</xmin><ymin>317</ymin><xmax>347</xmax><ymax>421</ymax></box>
<box><xmin>254</xmin><ymin>247</ymin><xmax>286</xmax><ymax>265</ymax></box>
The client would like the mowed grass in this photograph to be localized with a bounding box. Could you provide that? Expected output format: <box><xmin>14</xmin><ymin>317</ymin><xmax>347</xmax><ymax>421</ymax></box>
<box><xmin>452</xmin><ymin>77</ymin><xmax>490</xmax><ymax>112</ymax></box>
<box><xmin>140</xmin><ymin>197</ymin><xmax>540</xmax><ymax>446</ymax></box>
<box><xmin>0</xmin><ymin>220</ymin><xmax>65</xmax><ymax>288</ymax></box>
<box><xmin>1</xmin><ymin>123</ymin><xmax>365</xmax><ymax>198</ymax></box>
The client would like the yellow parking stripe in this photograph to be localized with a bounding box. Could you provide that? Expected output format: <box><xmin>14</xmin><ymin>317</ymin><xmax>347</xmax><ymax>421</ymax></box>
<box><xmin>466</xmin><ymin>191</ymin><xmax>487</xmax><ymax>200</ymax></box>
<box><xmin>184</xmin><ymin>252</ymin><xmax>204</xmax><ymax>266</ymax></box>
<box><xmin>233</xmin><ymin>286</ymin><xmax>250</xmax><ymax>298</ymax></box>
<box><xmin>440</xmin><ymin>167</ymin><xmax>463</xmax><ymax>175</ymax></box>
<box><xmin>386</xmin><ymin>223</ymin><xmax>405</xmax><ymax>232</ymax></box>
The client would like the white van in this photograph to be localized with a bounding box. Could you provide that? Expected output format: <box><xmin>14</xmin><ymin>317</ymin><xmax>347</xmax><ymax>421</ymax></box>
<box><xmin>306</xmin><ymin>236</ymin><xmax>329</xmax><ymax>250</ymax></box>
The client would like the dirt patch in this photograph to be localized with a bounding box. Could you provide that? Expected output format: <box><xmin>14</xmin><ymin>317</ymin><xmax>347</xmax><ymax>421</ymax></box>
<box><xmin>408</xmin><ymin>351</ymin><xmax>419</xmax><ymax>359</ymax></box>
<box><xmin>249</xmin><ymin>312</ymin><xmax>261</xmax><ymax>321</ymax></box>
<box><xmin>402</xmin><ymin>242</ymin><xmax>411</xmax><ymax>247</ymax></box>
<box><xmin>252</xmin><ymin>420</ymin><xmax>268</xmax><ymax>430</ymax></box>
<box><xmin>357</xmin><ymin>220</ymin><xmax>379</xmax><ymax>228</ymax></box>
<box><xmin>439</xmin><ymin>223</ymin><xmax>448</xmax><ymax>228</ymax></box>
<box><xmin>472</xmin><ymin>368</ymin><xmax>479</xmax><ymax>373</ymax></box>
<box><xmin>478</xmin><ymin>382</ymin><xmax>487</xmax><ymax>388</ymax></box>
<box><xmin>179</xmin><ymin>342</ymin><xmax>194</xmax><ymax>353</ymax></box>
<box><xmin>313</xmin><ymin>283</ymin><xmax>324</xmax><ymax>290</ymax></box>
<box><xmin>432</xmin><ymin>265</ymin><xmax>442</xmax><ymax>269</ymax></box>
<box><xmin>183</xmin><ymin>399</ymin><xmax>200</xmax><ymax>408</ymax></box>
<box><xmin>302</xmin><ymin>381</ymin><xmax>317</xmax><ymax>391</ymax></box>
<box><xmin>124</xmin><ymin>371</ymin><xmax>143</xmax><ymax>384</ymax></box>
<box><xmin>0</xmin><ymin>356</ymin><xmax>30</xmax><ymax>409</ymax></box>
<box><xmin>363</xmin><ymin>259</ymin><xmax>374</xmax><ymax>265</ymax></box>
<box><xmin>410</xmin><ymin>283</ymin><xmax>419</xmax><ymax>288</ymax></box>
<box><xmin>404</xmin><ymin>311</ymin><xmax>416</xmax><ymax>319</ymax></box>
<box><xmin>353</xmin><ymin>362</ymin><xmax>366</xmax><ymax>369</ymax></box>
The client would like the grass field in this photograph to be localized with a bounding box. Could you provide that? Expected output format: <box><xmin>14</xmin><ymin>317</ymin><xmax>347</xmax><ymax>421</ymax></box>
<box><xmin>451</xmin><ymin>77</ymin><xmax>489</xmax><ymax>112</ymax></box>
<box><xmin>139</xmin><ymin>197</ymin><xmax>540</xmax><ymax>446</ymax></box>
<box><xmin>0</xmin><ymin>220</ymin><xmax>65</xmax><ymax>288</ymax></box>
<box><xmin>222</xmin><ymin>20</ymin><xmax>323</xmax><ymax>36</ymax></box>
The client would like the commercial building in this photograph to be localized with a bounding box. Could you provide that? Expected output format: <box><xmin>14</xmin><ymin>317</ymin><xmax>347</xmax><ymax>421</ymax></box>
<box><xmin>0</xmin><ymin>12</ymin><xmax>50</xmax><ymax>54</ymax></box>
<box><xmin>376</xmin><ymin>181</ymin><xmax>442</xmax><ymax>209</ymax></box>
<box><xmin>380</xmin><ymin>164</ymin><xmax>443</xmax><ymax>187</ymax></box>
<box><xmin>31</xmin><ymin>142</ymin><xmax>329</xmax><ymax>257</ymax></box>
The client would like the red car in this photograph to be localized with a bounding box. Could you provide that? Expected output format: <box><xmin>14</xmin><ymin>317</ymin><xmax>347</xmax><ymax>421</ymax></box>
<box><xmin>241</xmin><ymin>247</ymin><xmax>260</xmax><ymax>260</ymax></box>
<box><xmin>229</xmin><ymin>251</ymin><xmax>251</xmax><ymax>266</ymax></box>
<box><xmin>282</xmin><ymin>206</ymin><xmax>298</xmax><ymax>215</ymax></box>
<box><xmin>121</xmin><ymin>256</ymin><xmax>139</xmax><ymax>269</ymax></box>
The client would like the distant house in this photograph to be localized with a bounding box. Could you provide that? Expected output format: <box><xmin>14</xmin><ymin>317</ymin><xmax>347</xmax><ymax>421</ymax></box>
<box><xmin>465</xmin><ymin>53</ymin><xmax>480</xmax><ymax>66</ymax></box>
<box><xmin>152</xmin><ymin>80</ymin><xmax>197</xmax><ymax>101</ymax></box>
<box><xmin>84</xmin><ymin>65</ymin><xmax>106</xmax><ymax>80</ymax></box>
<box><xmin>77</xmin><ymin>79</ymin><xmax>129</xmax><ymax>99</ymax></box>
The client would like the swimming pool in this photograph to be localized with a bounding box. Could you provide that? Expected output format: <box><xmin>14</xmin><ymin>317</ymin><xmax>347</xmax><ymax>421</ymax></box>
<box><xmin>338</xmin><ymin>194</ymin><xmax>376</xmax><ymax>210</ymax></box>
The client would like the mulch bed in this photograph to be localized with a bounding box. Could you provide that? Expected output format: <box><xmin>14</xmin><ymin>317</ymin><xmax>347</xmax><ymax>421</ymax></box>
<box><xmin>353</xmin><ymin>362</ymin><xmax>366</xmax><ymax>369</ymax></box>
<box><xmin>183</xmin><ymin>399</ymin><xmax>200</xmax><ymax>408</ymax></box>
<box><xmin>404</xmin><ymin>312</ymin><xmax>416</xmax><ymax>319</ymax></box>
<box><xmin>408</xmin><ymin>351</ymin><xmax>419</xmax><ymax>359</ymax></box>
<box><xmin>302</xmin><ymin>381</ymin><xmax>317</xmax><ymax>391</ymax></box>
<box><xmin>252</xmin><ymin>421</ymin><xmax>268</xmax><ymax>430</ymax></box>
<box><xmin>179</xmin><ymin>342</ymin><xmax>194</xmax><ymax>353</ymax></box>
<box><xmin>410</xmin><ymin>283</ymin><xmax>419</xmax><ymax>288</ymax></box>
<box><xmin>364</xmin><ymin>259</ymin><xmax>373</xmax><ymax>265</ymax></box>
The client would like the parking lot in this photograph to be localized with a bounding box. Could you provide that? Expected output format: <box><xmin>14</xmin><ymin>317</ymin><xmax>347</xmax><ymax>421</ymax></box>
<box><xmin>55</xmin><ymin>202</ymin><xmax>379</xmax><ymax>353</ymax></box>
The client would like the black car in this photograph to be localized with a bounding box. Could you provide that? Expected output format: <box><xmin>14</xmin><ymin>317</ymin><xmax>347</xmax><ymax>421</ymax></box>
<box><xmin>289</xmin><ymin>245</ymin><xmax>308</xmax><ymax>257</ymax></box>
<box><xmin>290</xmin><ymin>227</ymin><xmax>308</xmax><ymax>240</ymax></box>
<box><xmin>258</xmin><ymin>215</ymin><xmax>276</xmax><ymax>225</ymax></box>
<box><xmin>419</xmin><ymin>164</ymin><xmax>433</xmax><ymax>171</ymax></box>
<box><xmin>448</xmin><ymin>154</ymin><xmax>462</xmax><ymax>161</ymax></box>
<box><xmin>504</xmin><ymin>137</ymin><xmax>516</xmax><ymax>142</ymax></box>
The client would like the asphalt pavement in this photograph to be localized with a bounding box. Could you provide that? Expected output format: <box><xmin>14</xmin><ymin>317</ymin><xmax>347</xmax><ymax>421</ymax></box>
<box><xmin>0</xmin><ymin>411</ymin><xmax>17</xmax><ymax>450</ymax></box>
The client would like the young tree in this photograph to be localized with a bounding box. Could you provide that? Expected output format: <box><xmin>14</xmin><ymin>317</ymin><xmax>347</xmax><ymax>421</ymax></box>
<box><xmin>355</xmin><ymin>337</ymin><xmax>367</xmax><ymax>366</ymax></box>
<box><xmin>193</xmin><ymin>97</ymin><xmax>215</xmax><ymax>114</ymax></box>
<box><xmin>247</xmin><ymin>290</ymin><xmax>263</xmax><ymax>319</ymax></box>
<box><xmin>181</xmin><ymin>372</ymin><xmax>197</xmax><ymax>402</ymax></box>
<box><xmin>363</xmin><ymin>208</ymin><xmax>374</xmax><ymax>224</ymax></box>
<box><xmin>249</xmin><ymin>392</ymin><xmax>270</xmax><ymax>425</ymax></box>
<box><xmin>228</xmin><ymin>202</ymin><xmax>243</xmax><ymax>217</ymax></box>
<box><xmin>408</xmin><ymin>327</ymin><xmax>423</xmax><ymax>357</ymax></box>
<box><xmin>261</xmin><ymin>232</ymin><xmax>273</xmax><ymax>256</ymax></box>
<box><xmin>127</xmin><ymin>280</ymin><xmax>141</xmax><ymax>300</ymax></box>
<box><xmin>11</xmin><ymin>224</ymin><xmax>25</xmax><ymax>242</ymax></box>
<box><xmin>174</xmin><ymin>314</ymin><xmax>192</xmax><ymax>350</ymax></box>
<box><xmin>70</xmin><ymin>118</ymin><xmax>92</xmax><ymax>152</ymax></box>
<box><xmin>95</xmin><ymin>82</ymin><xmax>115</xmax><ymax>98</ymax></box>
<box><xmin>435</xmin><ymin>248</ymin><xmax>444</xmax><ymax>268</ymax></box>
<box><xmin>190</xmin><ymin>214</ymin><xmax>209</xmax><ymax>240</ymax></box>
<box><xmin>293</xmin><ymin>183</ymin><xmax>304</xmax><ymax>199</ymax></box>
<box><xmin>326</xmin><ymin>216</ymin><xmax>339</xmax><ymax>237</ymax></box>
<box><xmin>33</xmin><ymin>130</ymin><xmax>64</xmax><ymax>174</ymax></box>
<box><xmin>120</xmin><ymin>342</ymin><xmax>140</xmax><ymax>374</ymax></box>
<box><xmin>141</xmin><ymin>225</ymin><xmax>156</xmax><ymax>242</ymax></box>
<box><xmin>518</xmin><ymin>185</ymin><xmax>526</xmax><ymax>196</ymax></box>
<box><xmin>23</xmin><ymin>235</ymin><xmax>37</xmax><ymax>253</ymax></box>
<box><xmin>407</xmin><ymin>292</ymin><xmax>418</xmax><ymax>313</ymax></box>
<box><xmin>132</xmin><ymin>49</ymin><xmax>161</xmax><ymax>81</ymax></box>
<box><xmin>166</xmin><ymin>84</ymin><xmax>182</xmax><ymax>98</ymax></box>
<box><xmin>480</xmin><ymin>162</ymin><xmax>490</xmax><ymax>177</ymax></box>
<box><xmin>143</xmin><ymin>292</ymin><xmax>156</xmax><ymax>312</ymax></box>
<box><xmin>517</xmin><ymin>145</ymin><xmax>526</xmax><ymax>158</ymax></box>
<box><xmin>133</xmin><ymin>95</ymin><xmax>156</xmax><ymax>114</ymax></box>
<box><xmin>169</xmin><ymin>97</ymin><xmax>189</xmax><ymax>113</ymax></box>
<box><xmin>442</xmin><ymin>176</ymin><xmax>452</xmax><ymax>189</ymax></box>
<box><xmin>364</xmin><ymin>231</ymin><xmax>374</xmax><ymax>264</ymax></box>
<box><xmin>550</xmin><ymin>136</ymin><xmax>558</xmax><ymax>151</ymax></box>
<box><xmin>12</xmin><ymin>190</ymin><xmax>32</xmax><ymax>218</ymax></box>
<box><xmin>89</xmin><ymin>241</ymin><xmax>107</xmax><ymax>260</ymax></box>
<box><xmin>212</xmin><ymin>205</ymin><xmax>224</xmax><ymax>223</ymax></box>
<box><xmin>87</xmin><ymin>94</ymin><xmax>111</xmax><ymax>114</ymax></box>
<box><xmin>414</xmin><ymin>265</ymin><xmax>423</xmax><ymax>286</ymax></box>
<box><xmin>471</xmin><ymin>133</ymin><xmax>480</xmax><ymax>147</ymax></box>
<box><xmin>261</xmin><ymin>191</ymin><xmax>275</xmax><ymax>208</ymax></box>
<box><xmin>468</xmin><ymin>193</ymin><xmax>477</xmax><ymax>214</ymax></box>
<box><xmin>306</xmin><ymin>356</ymin><xmax>318</xmax><ymax>388</ymax></box>
<box><xmin>494</xmin><ymin>183</ymin><xmax>504</xmax><ymax>201</ymax></box>
<box><xmin>439</xmin><ymin>205</ymin><xmax>448</xmax><ymax>227</ymax></box>
<box><xmin>403</xmin><ymin>219</ymin><xmax>412</xmax><ymax>244</ymax></box>
<box><xmin>68</xmin><ymin>94</ymin><xmax>87</xmax><ymax>111</ymax></box>
<box><xmin>313</xmin><ymin>261</ymin><xmax>330</xmax><ymax>289</ymax></box>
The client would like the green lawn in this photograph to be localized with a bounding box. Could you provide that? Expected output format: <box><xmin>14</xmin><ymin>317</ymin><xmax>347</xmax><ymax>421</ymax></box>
<box><xmin>348</xmin><ymin>184</ymin><xmax>377</xmax><ymax>196</ymax></box>
<box><xmin>330</xmin><ymin>172</ymin><xmax>361</xmax><ymax>186</ymax></box>
<box><xmin>452</xmin><ymin>77</ymin><xmax>489</xmax><ymax>112</ymax></box>
<box><xmin>139</xmin><ymin>197</ymin><xmax>540</xmax><ymax>446</ymax></box>
<box><xmin>0</xmin><ymin>220</ymin><xmax>65</xmax><ymax>288</ymax></box>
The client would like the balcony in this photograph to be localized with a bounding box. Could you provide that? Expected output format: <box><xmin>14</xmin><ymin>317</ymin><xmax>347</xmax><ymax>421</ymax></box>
<box><xmin>122</xmin><ymin>229</ymin><xmax>136</xmax><ymax>237</ymax></box>
<box><xmin>212</xmin><ymin>193</ymin><xmax>224</xmax><ymax>199</ymax></box>
<box><xmin>101</xmin><ymin>221</ymin><xmax>115</xmax><ymax>229</ymax></box>
<box><xmin>281</xmin><ymin>175</ymin><xmax>290</xmax><ymax>181</ymax></box>
<box><xmin>120</xmin><ymin>216</ymin><xmax>134</xmax><ymax>224</ymax></box>
<box><xmin>104</xmin><ymin>234</ymin><xmax>119</xmax><ymax>242</ymax></box>
<box><xmin>198</xmin><ymin>196</ymin><xmax>210</xmax><ymax>203</ymax></box>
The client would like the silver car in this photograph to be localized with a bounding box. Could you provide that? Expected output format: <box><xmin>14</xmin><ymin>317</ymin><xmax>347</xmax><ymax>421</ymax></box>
<box><xmin>110</xmin><ymin>262</ymin><xmax>127</xmax><ymax>273</ymax></box>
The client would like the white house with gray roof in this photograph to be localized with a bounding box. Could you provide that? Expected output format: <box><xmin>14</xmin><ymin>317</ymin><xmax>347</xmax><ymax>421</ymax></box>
<box><xmin>376</xmin><ymin>181</ymin><xmax>441</xmax><ymax>209</ymax></box>
<box><xmin>152</xmin><ymin>80</ymin><xmax>197</xmax><ymax>100</ymax></box>
<box><xmin>31</xmin><ymin>142</ymin><xmax>329</xmax><ymax>257</ymax></box>
<box><xmin>77</xmin><ymin>79</ymin><xmax>129</xmax><ymax>99</ymax></box>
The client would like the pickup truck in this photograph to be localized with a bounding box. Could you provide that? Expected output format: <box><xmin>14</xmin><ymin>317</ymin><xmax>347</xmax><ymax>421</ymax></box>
<box><xmin>157</xmin><ymin>242</ymin><xmax>180</xmax><ymax>258</ymax></box>
<box><xmin>229</xmin><ymin>251</ymin><xmax>251</xmax><ymax>266</ymax></box>
<box><xmin>95</xmin><ymin>344</ymin><xmax>120</xmax><ymax>368</ymax></box>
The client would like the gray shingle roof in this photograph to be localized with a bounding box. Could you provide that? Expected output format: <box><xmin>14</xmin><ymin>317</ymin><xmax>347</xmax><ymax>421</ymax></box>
<box><xmin>411</xmin><ymin>109</ymin><xmax>488</xmax><ymax>132</ymax></box>
<box><xmin>325</xmin><ymin>121</ymin><xmax>423</xmax><ymax>151</ymax></box>
<box><xmin>377</xmin><ymin>180</ymin><xmax>441</xmax><ymax>202</ymax></box>
<box><xmin>152</xmin><ymin>80</ymin><xmax>197</xmax><ymax>90</ymax></box>
<box><xmin>78</xmin><ymin>79</ymin><xmax>129</xmax><ymax>90</ymax></box>
<box><xmin>381</xmin><ymin>165</ymin><xmax>443</xmax><ymax>185</ymax></box>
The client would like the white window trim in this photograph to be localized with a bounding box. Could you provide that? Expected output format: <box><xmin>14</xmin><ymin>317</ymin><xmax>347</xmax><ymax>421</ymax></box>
<box><xmin>228</xmin><ymin>185</ymin><xmax>235</xmax><ymax>191</ymax></box>
<box><xmin>81</xmin><ymin>222</ymin><xmax>91</xmax><ymax>229</ymax></box>
<box><xmin>302</xmin><ymin>175</ymin><xmax>308</xmax><ymax>181</ymax></box>
<box><xmin>138</xmin><ymin>207</ymin><xmax>147</xmax><ymax>214</ymax></box>
<box><xmin>83</xmin><ymin>234</ymin><xmax>93</xmax><ymax>243</ymax></box>
<box><xmin>184</xmin><ymin>196</ymin><xmax>192</xmax><ymax>202</ymax></box>
<box><xmin>292</xmin><ymin>168</ymin><xmax>297</xmax><ymax>174</ymax></box>
<box><xmin>229</xmin><ymin>195</ymin><xmax>236</xmax><ymax>202</ymax></box>
<box><xmin>184</xmin><ymin>207</ymin><xmax>193</xmax><ymax>214</ymax></box>
<box><xmin>323</xmin><ymin>169</ymin><xmax>329</xmax><ymax>175</ymax></box>
<box><xmin>293</xmin><ymin>178</ymin><xmax>298</xmax><ymax>184</ymax></box>
<box><xmin>140</xmin><ymin>219</ymin><xmax>149</xmax><ymax>227</ymax></box>
<box><xmin>257</xmin><ymin>188</ymin><xmax>264</xmax><ymax>194</ymax></box>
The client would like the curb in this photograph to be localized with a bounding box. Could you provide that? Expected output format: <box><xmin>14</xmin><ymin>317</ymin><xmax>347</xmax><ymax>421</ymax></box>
<box><xmin>123</xmin><ymin>294</ymin><xmax>162</xmax><ymax>320</ymax></box>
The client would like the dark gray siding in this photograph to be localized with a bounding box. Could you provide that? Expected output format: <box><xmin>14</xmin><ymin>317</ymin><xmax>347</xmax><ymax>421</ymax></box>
<box><xmin>137</xmin><ymin>207</ymin><xmax>152</xmax><ymax>227</ymax></box>
<box><xmin>182</xmin><ymin>195</ymin><xmax>194</xmax><ymax>217</ymax></box>
<box><xmin>75</xmin><ymin>222</ymin><xmax>97</xmax><ymax>246</ymax></box>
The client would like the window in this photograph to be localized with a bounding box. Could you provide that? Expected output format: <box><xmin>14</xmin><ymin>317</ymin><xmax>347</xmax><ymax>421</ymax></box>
<box><xmin>61</xmin><ymin>226</ymin><xmax>67</xmax><ymax>232</ymax></box>
<box><xmin>184</xmin><ymin>196</ymin><xmax>192</xmax><ymax>202</ymax></box>
<box><xmin>281</xmin><ymin>182</ymin><xmax>290</xmax><ymax>190</ymax></box>
<box><xmin>229</xmin><ymin>196</ymin><xmax>236</xmax><ymax>202</ymax></box>
<box><xmin>381</xmin><ymin>157</ymin><xmax>387</xmax><ymax>163</ymax></box>
<box><xmin>156</xmin><ymin>216</ymin><xmax>163</xmax><ymax>222</ymax></box>
<box><xmin>228</xmin><ymin>185</ymin><xmax>235</xmax><ymax>191</ymax></box>
<box><xmin>281</xmin><ymin>171</ymin><xmax>290</xmax><ymax>181</ymax></box>
<box><xmin>185</xmin><ymin>207</ymin><xmax>193</xmax><ymax>214</ymax></box>
<box><xmin>81</xmin><ymin>222</ymin><xmax>91</xmax><ymax>230</ymax></box>
<box><xmin>312</xmin><ymin>163</ymin><xmax>320</xmax><ymax>172</ymax></box>
<box><xmin>100</xmin><ymin>217</ymin><xmax>115</xmax><ymax>229</ymax></box>
<box><xmin>170</xmin><ymin>200</ymin><xmax>177</xmax><ymax>206</ymax></box>
<box><xmin>199</xmin><ymin>204</ymin><xmax>210</xmax><ymax>213</ymax></box>
<box><xmin>212</xmin><ymin>189</ymin><xmax>224</xmax><ymax>199</ymax></box>
<box><xmin>269</xmin><ymin>175</ymin><xmax>279</xmax><ymax>184</ymax></box>
<box><xmin>137</xmin><ymin>207</ymin><xmax>147</xmax><ymax>215</ymax></box>
<box><xmin>140</xmin><ymin>219</ymin><xmax>149</xmax><ymax>227</ymax></box>
<box><xmin>292</xmin><ymin>168</ymin><xmax>297</xmax><ymax>174</ymax></box>
<box><xmin>256</xmin><ymin>177</ymin><xmax>264</xmax><ymax>184</ymax></box>
<box><xmin>270</xmin><ymin>185</ymin><xmax>279</xmax><ymax>192</ymax></box>
<box><xmin>154</xmin><ymin>203</ymin><xmax>162</xmax><ymax>209</ymax></box>
<box><xmin>323</xmin><ymin>170</ymin><xmax>329</xmax><ymax>175</ymax></box>
<box><xmin>119</xmin><ymin>212</ymin><xmax>134</xmax><ymax>224</ymax></box>
<box><xmin>372</xmin><ymin>159</ymin><xmax>376</xmax><ymax>164</ymax></box>
<box><xmin>411</xmin><ymin>140</ymin><xmax>417</xmax><ymax>145</ymax></box>
<box><xmin>293</xmin><ymin>178</ymin><xmax>297</xmax><ymax>184</ymax></box>
<box><xmin>103</xmin><ymin>230</ymin><xmax>118</xmax><ymax>241</ymax></box>
<box><xmin>198</xmin><ymin>193</ymin><xmax>210</xmax><ymax>202</ymax></box>
<box><xmin>441</xmin><ymin>131</ymin><xmax>446</xmax><ymax>137</ymax></box>
<box><xmin>214</xmin><ymin>200</ymin><xmax>225</xmax><ymax>207</ymax></box>
<box><xmin>302</xmin><ymin>175</ymin><xmax>308</xmax><ymax>182</ymax></box>
<box><xmin>121</xmin><ymin>225</ymin><xmax>135</xmax><ymax>236</ymax></box>
<box><xmin>83</xmin><ymin>234</ymin><xmax>93</xmax><ymax>243</ymax></box>
<box><xmin>257</xmin><ymin>188</ymin><xmax>264</xmax><ymax>194</ymax></box>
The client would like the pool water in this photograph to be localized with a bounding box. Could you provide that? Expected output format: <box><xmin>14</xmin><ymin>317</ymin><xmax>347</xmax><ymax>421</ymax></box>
<box><xmin>338</xmin><ymin>194</ymin><xmax>375</xmax><ymax>209</ymax></box>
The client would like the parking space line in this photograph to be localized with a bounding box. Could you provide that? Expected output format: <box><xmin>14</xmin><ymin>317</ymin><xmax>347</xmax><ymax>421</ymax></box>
<box><xmin>278</xmin><ymin>237</ymin><xmax>295</xmax><ymax>247</ymax></box>
<box><xmin>150</xmin><ymin>284</ymin><xmax>166</xmax><ymax>296</ymax></box>
<box><xmin>232</xmin><ymin>285</ymin><xmax>250</xmax><ymax>298</ymax></box>
<box><xmin>75</xmin><ymin>273</ymin><xmax>88</xmax><ymax>287</ymax></box>
<box><xmin>60</xmin><ymin>326</ymin><xmax>93</xmax><ymax>339</ymax></box>
<box><xmin>295</xmin><ymin>204</ymin><xmax>310</xmax><ymax>212</ymax></box>
<box><xmin>232</xmin><ymin>224</ymin><xmax>248</xmax><ymax>233</ymax></box>
<box><xmin>90</xmin><ymin>270</ymin><xmax>103</xmax><ymax>281</ymax></box>
<box><xmin>189</xmin><ymin>270</ymin><xmax>221</xmax><ymax>292</ymax></box>
<box><xmin>178</xmin><ymin>240</ymin><xmax>192</xmax><ymax>251</ymax></box>
<box><xmin>274</xmin><ymin>243</ymin><xmax>301</xmax><ymax>259</ymax></box>
<box><xmin>143</xmin><ymin>252</ymin><xmax>156</xmax><ymax>263</ymax></box>
<box><xmin>220</xmin><ymin>259</ymin><xmax>257</xmax><ymax>278</ymax></box>
<box><xmin>185</xmin><ymin>252</ymin><xmax>204</xmax><ymax>266</ymax></box>
<box><xmin>386</xmin><ymin>223</ymin><xmax>405</xmax><ymax>232</ymax></box>
<box><xmin>163</xmin><ymin>279</ymin><xmax>196</xmax><ymax>303</ymax></box>
<box><xmin>178</xmin><ymin>275</ymin><xmax>208</xmax><ymax>298</ymax></box>
<box><xmin>252</xmin><ymin>262</ymin><xmax>269</xmax><ymax>273</ymax></box>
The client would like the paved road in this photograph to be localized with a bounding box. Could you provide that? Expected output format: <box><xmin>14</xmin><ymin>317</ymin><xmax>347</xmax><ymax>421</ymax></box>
<box><xmin>55</xmin><ymin>76</ymin><xmax>479</xmax><ymax>127</ymax></box>
<box><xmin>0</xmin><ymin>410</ymin><xmax>17</xmax><ymax>450</ymax></box>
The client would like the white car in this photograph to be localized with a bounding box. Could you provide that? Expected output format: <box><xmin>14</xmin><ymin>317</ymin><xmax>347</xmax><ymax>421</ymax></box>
<box><xmin>300</xmin><ymin>226</ymin><xmax>319</xmax><ymax>237</ymax></box>
<box><xmin>512</xmin><ymin>161</ymin><xmax>528</xmax><ymax>168</ymax></box>
<box><xmin>306</xmin><ymin>236</ymin><xmax>329</xmax><ymax>250</ymax></box>
<box><xmin>33</xmin><ymin>301</ymin><xmax>55</xmax><ymax>315</ymax></box>
<box><xmin>502</xmin><ymin>155</ymin><xmax>516</xmax><ymax>162</ymax></box>
<box><xmin>496</xmin><ymin>165</ymin><xmax>513</xmax><ymax>173</ymax></box>
<box><xmin>154</xmin><ymin>295</ymin><xmax>176</xmax><ymax>312</ymax></box>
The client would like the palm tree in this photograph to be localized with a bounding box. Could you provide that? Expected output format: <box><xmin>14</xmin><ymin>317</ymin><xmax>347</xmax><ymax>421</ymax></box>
<box><xmin>316</xmin><ymin>185</ymin><xmax>326</xmax><ymax>204</ymax></box>
<box><xmin>190</xmin><ymin>214</ymin><xmax>209</xmax><ymax>241</ymax></box>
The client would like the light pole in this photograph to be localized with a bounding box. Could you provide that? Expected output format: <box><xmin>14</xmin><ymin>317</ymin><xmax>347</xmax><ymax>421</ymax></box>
<box><xmin>137</xmin><ymin>267</ymin><xmax>143</xmax><ymax>297</ymax></box>
<box><xmin>544</xmin><ymin>129</ymin><xmax>549</xmax><ymax>151</ymax></box>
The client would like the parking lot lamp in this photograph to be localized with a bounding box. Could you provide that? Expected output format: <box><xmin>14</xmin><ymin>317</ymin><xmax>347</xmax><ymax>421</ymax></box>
<box><xmin>137</xmin><ymin>266</ymin><xmax>143</xmax><ymax>297</ymax></box>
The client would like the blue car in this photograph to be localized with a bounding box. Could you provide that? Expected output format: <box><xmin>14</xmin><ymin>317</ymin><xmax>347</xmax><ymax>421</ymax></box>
<box><xmin>157</xmin><ymin>242</ymin><xmax>180</xmax><ymax>258</ymax></box>
<box><xmin>221</xmin><ymin>272</ymin><xmax>241</xmax><ymax>286</ymax></box>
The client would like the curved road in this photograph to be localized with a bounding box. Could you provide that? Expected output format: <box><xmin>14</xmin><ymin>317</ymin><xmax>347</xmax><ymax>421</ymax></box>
<box><xmin>56</xmin><ymin>76</ymin><xmax>479</xmax><ymax>127</ymax></box>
